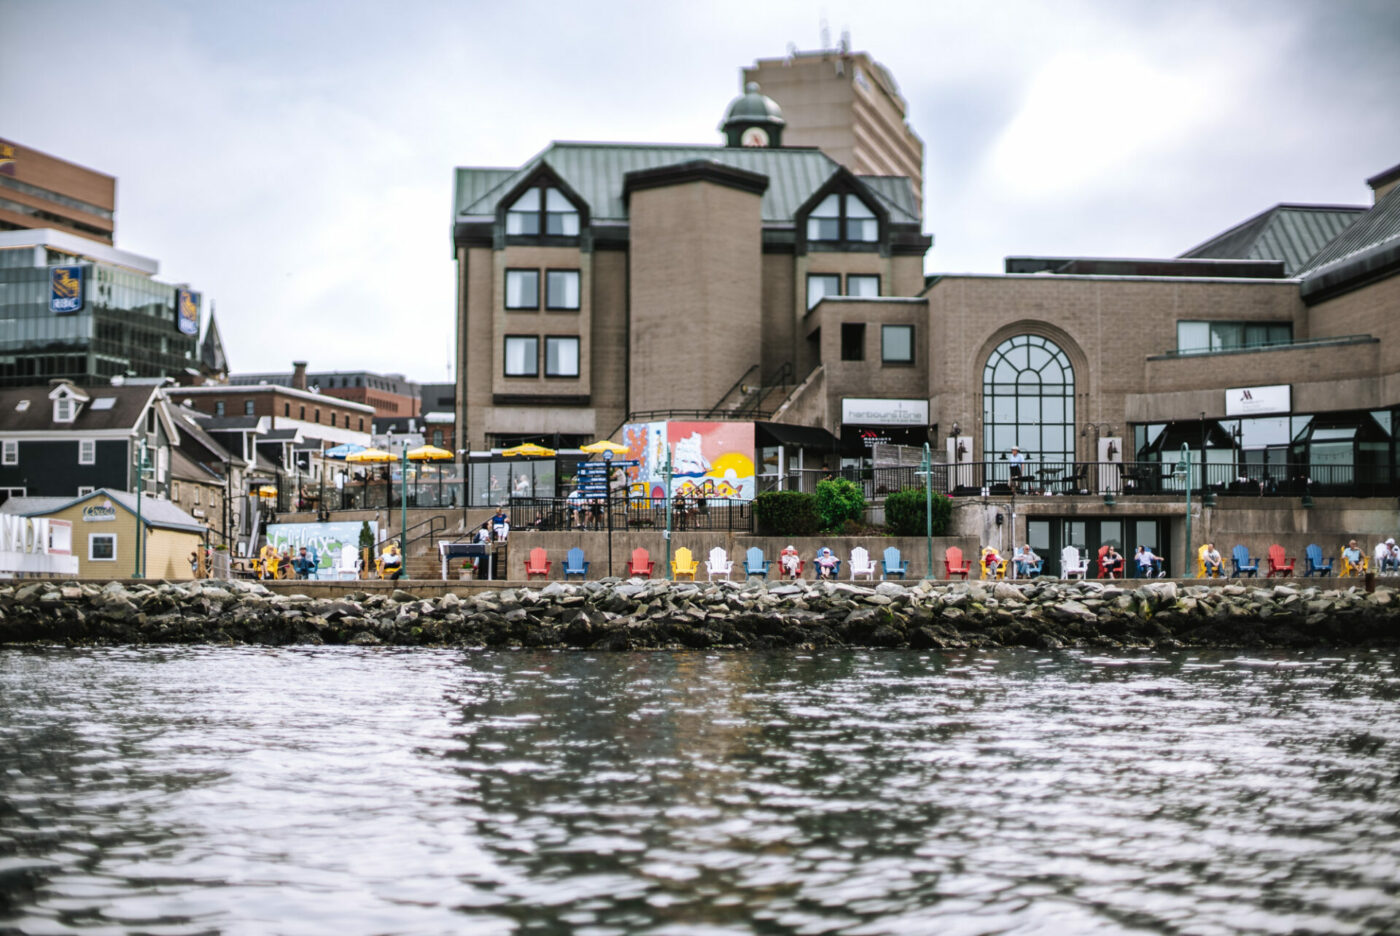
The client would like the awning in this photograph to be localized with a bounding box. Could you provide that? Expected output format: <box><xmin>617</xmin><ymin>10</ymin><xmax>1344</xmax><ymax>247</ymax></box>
<box><xmin>755</xmin><ymin>421</ymin><xmax>838</xmax><ymax>450</ymax></box>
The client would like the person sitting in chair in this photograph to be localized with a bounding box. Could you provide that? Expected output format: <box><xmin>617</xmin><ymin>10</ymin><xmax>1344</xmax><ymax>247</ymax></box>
<box><xmin>816</xmin><ymin>547</ymin><xmax>839</xmax><ymax>579</ymax></box>
<box><xmin>1373</xmin><ymin>538</ymin><xmax>1397</xmax><ymax>573</ymax></box>
<box><xmin>1203</xmin><ymin>543</ymin><xmax>1224</xmax><ymax>578</ymax></box>
<box><xmin>1013</xmin><ymin>544</ymin><xmax>1040</xmax><ymax>578</ymax></box>
<box><xmin>1101</xmin><ymin>544</ymin><xmax>1123</xmax><ymax>578</ymax></box>
<box><xmin>1136</xmin><ymin>545</ymin><xmax>1163</xmax><ymax>577</ymax></box>
<box><xmin>1343</xmin><ymin>539</ymin><xmax>1364</xmax><ymax>573</ymax></box>
<box><xmin>380</xmin><ymin>543</ymin><xmax>403</xmax><ymax>580</ymax></box>
<box><xmin>780</xmin><ymin>545</ymin><xmax>802</xmax><ymax>579</ymax></box>
<box><xmin>292</xmin><ymin>546</ymin><xmax>317</xmax><ymax>579</ymax></box>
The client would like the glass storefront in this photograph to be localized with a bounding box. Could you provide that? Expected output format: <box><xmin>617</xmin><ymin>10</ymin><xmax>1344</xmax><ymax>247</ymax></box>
<box><xmin>0</xmin><ymin>260</ymin><xmax>197</xmax><ymax>386</ymax></box>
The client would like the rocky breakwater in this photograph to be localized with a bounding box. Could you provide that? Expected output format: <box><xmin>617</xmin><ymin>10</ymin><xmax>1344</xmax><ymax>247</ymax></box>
<box><xmin>2</xmin><ymin>578</ymin><xmax>1398</xmax><ymax>651</ymax></box>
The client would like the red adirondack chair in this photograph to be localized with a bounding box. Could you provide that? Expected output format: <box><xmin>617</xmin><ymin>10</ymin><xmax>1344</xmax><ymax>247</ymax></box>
<box><xmin>1266</xmin><ymin>544</ymin><xmax>1295</xmax><ymax>577</ymax></box>
<box><xmin>524</xmin><ymin>547</ymin><xmax>551</xmax><ymax>580</ymax></box>
<box><xmin>1097</xmin><ymin>545</ymin><xmax>1123</xmax><ymax>579</ymax></box>
<box><xmin>944</xmin><ymin>546</ymin><xmax>972</xmax><ymax>579</ymax></box>
<box><xmin>628</xmin><ymin>547</ymin><xmax>655</xmax><ymax>578</ymax></box>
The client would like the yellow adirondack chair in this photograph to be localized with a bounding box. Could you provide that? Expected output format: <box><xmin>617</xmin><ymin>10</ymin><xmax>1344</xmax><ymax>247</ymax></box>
<box><xmin>1340</xmin><ymin>549</ymin><xmax>1368</xmax><ymax>577</ymax></box>
<box><xmin>980</xmin><ymin>548</ymin><xmax>1006</xmax><ymax>580</ymax></box>
<box><xmin>671</xmin><ymin>547</ymin><xmax>698</xmax><ymax>581</ymax></box>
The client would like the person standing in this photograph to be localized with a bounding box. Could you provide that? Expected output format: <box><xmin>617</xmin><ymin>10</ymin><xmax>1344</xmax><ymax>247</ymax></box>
<box><xmin>1008</xmin><ymin>446</ymin><xmax>1025</xmax><ymax>493</ymax></box>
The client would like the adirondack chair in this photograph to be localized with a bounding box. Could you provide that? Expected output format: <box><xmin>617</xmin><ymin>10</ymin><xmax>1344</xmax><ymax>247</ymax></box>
<box><xmin>814</xmin><ymin>548</ymin><xmax>841</xmax><ymax>579</ymax></box>
<box><xmin>524</xmin><ymin>547</ymin><xmax>551</xmax><ymax>580</ymax></box>
<box><xmin>944</xmin><ymin>546</ymin><xmax>972</xmax><ymax>580</ymax></box>
<box><xmin>1230</xmin><ymin>545</ymin><xmax>1259</xmax><ymax>578</ymax></box>
<box><xmin>706</xmin><ymin>547</ymin><xmax>732</xmax><ymax>581</ymax></box>
<box><xmin>1198</xmin><ymin>544</ymin><xmax>1224</xmax><ymax>578</ymax></box>
<box><xmin>743</xmin><ymin>546</ymin><xmax>771</xmax><ymax>578</ymax></box>
<box><xmin>849</xmin><ymin>546</ymin><xmax>877</xmax><ymax>580</ymax></box>
<box><xmin>779</xmin><ymin>547</ymin><xmax>804</xmax><ymax>579</ymax></box>
<box><xmin>1340</xmin><ymin>549</ymin><xmax>1368</xmax><ymax>577</ymax></box>
<box><xmin>1304</xmin><ymin>544</ymin><xmax>1333</xmax><ymax>577</ymax></box>
<box><xmin>334</xmin><ymin>544</ymin><xmax>361</xmax><ymax>581</ymax></box>
<box><xmin>1097</xmin><ymin>545</ymin><xmax>1123</xmax><ymax>579</ymax></box>
<box><xmin>671</xmin><ymin>547</ymin><xmax>699</xmax><ymax>581</ymax></box>
<box><xmin>881</xmin><ymin>546</ymin><xmax>909</xmax><ymax>579</ymax></box>
<box><xmin>563</xmin><ymin>547</ymin><xmax>589</xmax><ymax>580</ymax></box>
<box><xmin>1266</xmin><ymin>544</ymin><xmax>1295</xmax><ymax>577</ymax></box>
<box><xmin>980</xmin><ymin>548</ymin><xmax>1006</xmax><ymax>580</ymax></box>
<box><xmin>628</xmin><ymin>547</ymin><xmax>655</xmax><ymax>578</ymax></box>
<box><xmin>1061</xmin><ymin>546</ymin><xmax>1088</xmax><ymax>579</ymax></box>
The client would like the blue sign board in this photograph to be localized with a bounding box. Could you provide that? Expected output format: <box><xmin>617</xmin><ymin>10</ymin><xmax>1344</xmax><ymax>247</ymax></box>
<box><xmin>50</xmin><ymin>266</ymin><xmax>84</xmax><ymax>314</ymax></box>
<box><xmin>177</xmin><ymin>289</ymin><xmax>200</xmax><ymax>335</ymax></box>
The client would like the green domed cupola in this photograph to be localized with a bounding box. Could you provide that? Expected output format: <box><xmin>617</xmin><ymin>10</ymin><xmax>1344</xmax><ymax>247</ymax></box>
<box><xmin>720</xmin><ymin>82</ymin><xmax>785</xmax><ymax>148</ymax></box>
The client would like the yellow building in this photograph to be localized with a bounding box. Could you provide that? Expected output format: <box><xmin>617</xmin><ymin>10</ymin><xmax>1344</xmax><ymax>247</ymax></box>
<box><xmin>1</xmin><ymin>489</ymin><xmax>204</xmax><ymax>580</ymax></box>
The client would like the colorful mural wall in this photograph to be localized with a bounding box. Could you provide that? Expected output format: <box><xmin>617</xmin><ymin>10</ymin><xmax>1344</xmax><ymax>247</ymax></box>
<box><xmin>621</xmin><ymin>421</ymin><xmax>756</xmax><ymax>500</ymax></box>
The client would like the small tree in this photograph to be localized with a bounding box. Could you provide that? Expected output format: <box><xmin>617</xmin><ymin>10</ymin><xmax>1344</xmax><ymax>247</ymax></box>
<box><xmin>358</xmin><ymin>520</ymin><xmax>374</xmax><ymax>552</ymax></box>
<box><xmin>884</xmin><ymin>488</ymin><xmax>953</xmax><ymax>537</ymax></box>
<box><xmin>753</xmin><ymin>491</ymin><xmax>820</xmax><ymax>537</ymax></box>
<box><xmin>815</xmin><ymin>478</ymin><xmax>864</xmax><ymax>532</ymax></box>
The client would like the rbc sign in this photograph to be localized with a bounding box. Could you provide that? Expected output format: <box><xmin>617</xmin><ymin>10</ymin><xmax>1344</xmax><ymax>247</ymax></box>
<box><xmin>50</xmin><ymin>266</ymin><xmax>84</xmax><ymax>314</ymax></box>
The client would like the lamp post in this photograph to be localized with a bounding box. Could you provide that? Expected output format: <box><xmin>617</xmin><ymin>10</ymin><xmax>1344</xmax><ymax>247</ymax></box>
<box><xmin>663</xmin><ymin>444</ymin><xmax>673</xmax><ymax>580</ymax></box>
<box><xmin>399</xmin><ymin>443</ymin><xmax>409</xmax><ymax>561</ymax></box>
<box><xmin>919</xmin><ymin>442</ymin><xmax>933</xmax><ymax>579</ymax></box>
<box><xmin>133</xmin><ymin>439</ymin><xmax>150</xmax><ymax>579</ymax></box>
<box><xmin>1173</xmin><ymin>443</ymin><xmax>1191</xmax><ymax>579</ymax></box>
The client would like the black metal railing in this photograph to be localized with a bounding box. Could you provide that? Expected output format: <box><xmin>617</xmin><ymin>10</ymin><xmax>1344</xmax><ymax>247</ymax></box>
<box><xmin>508</xmin><ymin>497</ymin><xmax>753</xmax><ymax>533</ymax></box>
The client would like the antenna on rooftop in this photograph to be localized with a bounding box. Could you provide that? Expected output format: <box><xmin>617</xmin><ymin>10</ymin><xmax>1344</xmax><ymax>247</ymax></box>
<box><xmin>840</xmin><ymin>28</ymin><xmax>850</xmax><ymax>53</ymax></box>
<box><xmin>820</xmin><ymin>16</ymin><xmax>830</xmax><ymax>50</ymax></box>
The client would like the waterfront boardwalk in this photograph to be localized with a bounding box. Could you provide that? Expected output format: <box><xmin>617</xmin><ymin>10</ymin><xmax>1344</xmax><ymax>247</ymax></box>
<box><xmin>2</xmin><ymin>577</ymin><xmax>1397</xmax><ymax>651</ymax></box>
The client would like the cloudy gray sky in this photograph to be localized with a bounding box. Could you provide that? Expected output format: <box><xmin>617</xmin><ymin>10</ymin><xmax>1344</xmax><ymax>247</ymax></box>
<box><xmin>2</xmin><ymin>0</ymin><xmax>1398</xmax><ymax>383</ymax></box>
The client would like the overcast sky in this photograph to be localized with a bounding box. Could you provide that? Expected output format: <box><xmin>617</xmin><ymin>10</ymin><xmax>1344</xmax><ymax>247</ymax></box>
<box><xmin>2</xmin><ymin>0</ymin><xmax>1398</xmax><ymax>384</ymax></box>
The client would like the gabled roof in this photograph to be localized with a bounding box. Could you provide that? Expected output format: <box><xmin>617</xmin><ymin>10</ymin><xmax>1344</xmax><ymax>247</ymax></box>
<box><xmin>455</xmin><ymin>142</ymin><xmax>921</xmax><ymax>225</ymax></box>
<box><xmin>1299</xmin><ymin>184</ymin><xmax>1400</xmax><ymax>275</ymax></box>
<box><xmin>858</xmin><ymin>175</ymin><xmax>921</xmax><ymax>225</ymax></box>
<box><xmin>169</xmin><ymin>406</ymin><xmax>245</xmax><ymax>468</ymax></box>
<box><xmin>199</xmin><ymin>310</ymin><xmax>228</xmax><ymax>374</ymax></box>
<box><xmin>1</xmin><ymin>488</ymin><xmax>205</xmax><ymax>534</ymax></box>
<box><xmin>170</xmin><ymin>446</ymin><xmax>224</xmax><ymax>483</ymax></box>
<box><xmin>0</xmin><ymin>383</ymin><xmax>159</xmax><ymax>433</ymax></box>
<box><xmin>1299</xmin><ymin>182</ymin><xmax>1400</xmax><ymax>302</ymax></box>
<box><xmin>1179</xmin><ymin>204</ymin><xmax>1366</xmax><ymax>275</ymax></box>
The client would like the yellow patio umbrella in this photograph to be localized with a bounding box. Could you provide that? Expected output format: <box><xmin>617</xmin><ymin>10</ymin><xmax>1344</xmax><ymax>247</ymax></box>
<box><xmin>255</xmin><ymin>485</ymin><xmax>278</xmax><ymax>499</ymax></box>
<box><xmin>580</xmin><ymin>440</ymin><xmax>630</xmax><ymax>455</ymax></box>
<box><xmin>408</xmin><ymin>444</ymin><xmax>455</xmax><ymax>505</ymax></box>
<box><xmin>345</xmin><ymin>448</ymin><xmax>394</xmax><ymax>463</ymax></box>
<box><xmin>502</xmin><ymin>442</ymin><xmax>556</xmax><ymax>458</ymax></box>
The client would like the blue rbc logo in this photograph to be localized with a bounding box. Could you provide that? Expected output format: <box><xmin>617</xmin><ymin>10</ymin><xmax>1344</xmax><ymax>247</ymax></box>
<box><xmin>50</xmin><ymin>266</ymin><xmax>84</xmax><ymax>314</ymax></box>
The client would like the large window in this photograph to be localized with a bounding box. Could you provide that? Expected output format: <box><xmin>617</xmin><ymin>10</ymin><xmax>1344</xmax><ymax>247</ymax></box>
<box><xmin>2</xmin><ymin>440</ymin><xmax>16</xmax><ymax>465</ymax></box>
<box><xmin>78</xmin><ymin>439</ymin><xmax>95</xmax><ymax>465</ymax></box>
<box><xmin>1176</xmin><ymin>321</ymin><xmax>1292</xmax><ymax>354</ymax></box>
<box><xmin>806</xmin><ymin>193</ymin><xmax>879</xmax><ymax>243</ymax></box>
<box><xmin>546</xmin><ymin>270</ymin><xmax>580</xmax><ymax>310</ymax></box>
<box><xmin>807</xmin><ymin>274</ymin><xmax>840</xmax><ymax>310</ymax></box>
<box><xmin>983</xmin><ymin>334</ymin><xmax>1076</xmax><ymax>463</ymax></box>
<box><xmin>89</xmin><ymin>533</ymin><xmax>116</xmax><ymax>561</ymax></box>
<box><xmin>504</xmin><ymin>336</ymin><xmax>539</xmax><ymax>377</ymax></box>
<box><xmin>545</xmin><ymin>336</ymin><xmax>580</xmax><ymax>377</ymax></box>
<box><xmin>505</xmin><ymin>270</ymin><xmax>540</xmax><ymax>309</ymax></box>
<box><xmin>882</xmin><ymin>325</ymin><xmax>913</xmax><ymax>364</ymax></box>
<box><xmin>847</xmin><ymin>274</ymin><xmax>880</xmax><ymax>297</ymax></box>
<box><xmin>506</xmin><ymin>186</ymin><xmax>579</xmax><ymax>236</ymax></box>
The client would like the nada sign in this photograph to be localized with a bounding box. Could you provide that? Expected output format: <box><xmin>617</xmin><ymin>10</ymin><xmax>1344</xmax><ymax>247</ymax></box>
<box><xmin>81</xmin><ymin>499</ymin><xmax>117</xmax><ymax>522</ymax></box>
<box><xmin>1225</xmin><ymin>384</ymin><xmax>1290</xmax><ymax>417</ymax></box>
<box><xmin>50</xmin><ymin>266</ymin><xmax>84</xmax><ymax>314</ymax></box>
<box><xmin>840</xmin><ymin>398</ymin><xmax>928</xmax><ymax>427</ymax></box>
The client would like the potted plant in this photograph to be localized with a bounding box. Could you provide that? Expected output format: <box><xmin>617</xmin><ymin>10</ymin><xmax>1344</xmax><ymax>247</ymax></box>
<box><xmin>459</xmin><ymin>559</ymin><xmax>475</xmax><ymax>581</ymax></box>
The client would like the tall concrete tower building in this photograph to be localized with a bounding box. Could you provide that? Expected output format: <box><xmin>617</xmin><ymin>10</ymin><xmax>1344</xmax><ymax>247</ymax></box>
<box><xmin>744</xmin><ymin>48</ymin><xmax>924</xmax><ymax>201</ymax></box>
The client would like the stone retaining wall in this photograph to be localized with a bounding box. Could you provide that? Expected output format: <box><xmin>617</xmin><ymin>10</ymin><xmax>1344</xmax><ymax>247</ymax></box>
<box><xmin>2</xmin><ymin>578</ymin><xmax>1396</xmax><ymax>651</ymax></box>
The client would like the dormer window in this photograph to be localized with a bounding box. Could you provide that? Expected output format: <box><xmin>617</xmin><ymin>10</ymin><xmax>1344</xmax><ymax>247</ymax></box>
<box><xmin>55</xmin><ymin>396</ymin><xmax>75</xmax><ymax>422</ymax></box>
<box><xmin>506</xmin><ymin>186</ymin><xmax>579</xmax><ymax>236</ymax></box>
<box><xmin>807</xmin><ymin>193</ymin><xmax>879</xmax><ymax>243</ymax></box>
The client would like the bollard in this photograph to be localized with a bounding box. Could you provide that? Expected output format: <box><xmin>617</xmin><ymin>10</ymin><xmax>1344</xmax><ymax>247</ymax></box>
<box><xmin>1365</xmin><ymin>571</ymin><xmax>1376</xmax><ymax>594</ymax></box>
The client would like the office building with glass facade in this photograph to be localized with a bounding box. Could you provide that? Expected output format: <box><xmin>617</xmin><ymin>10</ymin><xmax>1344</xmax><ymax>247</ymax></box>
<box><xmin>0</xmin><ymin>228</ymin><xmax>201</xmax><ymax>387</ymax></box>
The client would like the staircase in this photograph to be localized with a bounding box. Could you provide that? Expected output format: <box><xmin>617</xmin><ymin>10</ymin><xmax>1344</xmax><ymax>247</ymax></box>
<box><xmin>706</xmin><ymin>362</ymin><xmax>796</xmax><ymax>420</ymax></box>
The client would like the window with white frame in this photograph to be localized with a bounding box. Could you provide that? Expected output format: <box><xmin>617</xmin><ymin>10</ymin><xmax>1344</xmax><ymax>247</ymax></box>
<box><xmin>806</xmin><ymin>193</ymin><xmax>879</xmax><ymax>243</ymax></box>
<box><xmin>545</xmin><ymin>336</ymin><xmax>580</xmax><ymax>378</ymax></box>
<box><xmin>847</xmin><ymin>274</ymin><xmax>880</xmax><ymax>297</ymax></box>
<box><xmin>504</xmin><ymin>336</ymin><xmax>539</xmax><ymax>377</ymax></box>
<box><xmin>77</xmin><ymin>486</ymin><xmax>94</xmax><ymax>497</ymax></box>
<box><xmin>506</xmin><ymin>186</ymin><xmax>580</xmax><ymax>237</ymax></box>
<box><xmin>78</xmin><ymin>439</ymin><xmax>95</xmax><ymax>465</ymax></box>
<box><xmin>171</xmin><ymin>480</ymin><xmax>181</xmax><ymax>500</ymax></box>
<box><xmin>807</xmin><ymin>274</ymin><xmax>840</xmax><ymax>310</ymax></box>
<box><xmin>193</xmin><ymin>486</ymin><xmax>201</xmax><ymax>505</ymax></box>
<box><xmin>2</xmin><ymin>440</ymin><xmax>16</xmax><ymax>465</ymax></box>
<box><xmin>89</xmin><ymin>533</ymin><xmax>116</xmax><ymax>561</ymax></box>
<box><xmin>55</xmin><ymin>396</ymin><xmax>74</xmax><ymax>422</ymax></box>
<box><xmin>0</xmin><ymin>487</ymin><xmax>25</xmax><ymax>506</ymax></box>
<box><xmin>546</xmin><ymin>270</ymin><xmax>580</xmax><ymax>310</ymax></box>
<box><xmin>505</xmin><ymin>269</ymin><xmax>540</xmax><ymax>309</ymax></box>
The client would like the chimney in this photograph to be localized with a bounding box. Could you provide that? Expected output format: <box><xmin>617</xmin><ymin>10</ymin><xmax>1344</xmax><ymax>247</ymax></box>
<box><xmin>291</xmin><ymin>361</ymin><xmax>308</xmax><ymax>391</ymax></box>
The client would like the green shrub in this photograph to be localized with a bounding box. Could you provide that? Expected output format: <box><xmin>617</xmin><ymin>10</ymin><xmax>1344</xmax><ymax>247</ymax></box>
<box><xmin>884</xmin><ymin>488</ymin><xmax>953</xmax><ymax>537</ymax></box>
<box><xmin>753</xmin><ymin>490</ymin><xmax>820</xmax><ymax>537</ymax></box>
<box><xmin>815</xmin><ymin>478</ymin><xmax>865</xmax><ymax>532</ymax></box>
<box><xmin>359</xmin><ymin>520</ymin><xmax>374</xmax><ymax>551</ymax></box>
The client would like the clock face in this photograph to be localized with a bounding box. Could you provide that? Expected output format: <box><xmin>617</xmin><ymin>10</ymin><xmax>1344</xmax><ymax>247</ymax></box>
<box><xmin>740</xmin><ymin>126</ymin><xmax>769</xmax><ymax>148</ymax></box>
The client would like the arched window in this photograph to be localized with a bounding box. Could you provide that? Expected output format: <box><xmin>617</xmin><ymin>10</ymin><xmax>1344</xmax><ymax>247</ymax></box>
<box><xmin>983</xmin><ymin>335</ymin><xmax>1075</xmax><ymax>463</ymax></box>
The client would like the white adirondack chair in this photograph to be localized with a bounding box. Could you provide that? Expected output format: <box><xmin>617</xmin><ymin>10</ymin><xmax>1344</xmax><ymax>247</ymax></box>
<box><xmin>334</xmin><ymin>544</ymin><xmax>362</xmax><ymax>580</ymax></box>
<box><xmin>1061</xmin><ymin>546</ymin><xmax>1088</xmax><ymax>580</ymax></box>
<box><xmin>850</xmin><ymin>546</ymin><xmax>877</xmax><ymax>580</ymax></box>
<box><xmin>706</xmin><ymin>546</ymin><xmax>733</xmax><ymax>581</ymax></box>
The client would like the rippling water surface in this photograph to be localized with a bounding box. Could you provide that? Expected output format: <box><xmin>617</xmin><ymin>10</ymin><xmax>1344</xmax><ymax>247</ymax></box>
<box><xmin>2</xmin><ymin>648</ymin><xmax>1398</xmax><ymax>935</ymax></box>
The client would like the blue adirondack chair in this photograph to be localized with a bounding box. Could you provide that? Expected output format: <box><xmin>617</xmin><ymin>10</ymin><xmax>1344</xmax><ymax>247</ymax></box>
<box><xmin>1231</xmin><ymin>545</ymin><xmax>1259</xmax><ymax>577</ymax></box>
<box><xmin>815</xmin><ymin>547</ymin><xmax>842</xmax><ymax>579</ymax></box>
<box><xmin>743</xmin><ymin>546</ymin><xmax>770</xmax><ymax>578</ymax></box>
<box><xmin>882</xmin><ymin>546</ymin><xmax>909</xmax><ymax>579</ymax></box>
<box><xmin>1304</xmin><ymin>544</ymin><xmax>1333</xmax><ymax>577</ymax></box>
<box><xmin>563</xmin><ymin>547</ymin><xmax>589</xmax><ymax>580</ymax></box>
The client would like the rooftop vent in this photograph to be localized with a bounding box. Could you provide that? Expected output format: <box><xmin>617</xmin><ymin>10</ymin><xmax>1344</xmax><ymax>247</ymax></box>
<box><xmin>15</xmin><ymin>400</ymin><xmax>30</xmax><ymax>412</ymax></box>
<box><xmin>91</xmin><ymin>397</ymin><xmax>116</xmax><ymax>411</ymax></box>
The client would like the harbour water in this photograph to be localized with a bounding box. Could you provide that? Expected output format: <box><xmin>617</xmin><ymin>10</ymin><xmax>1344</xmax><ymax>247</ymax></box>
<box><xmin>1</xmin><ymin>647</ymin><xmax>1397</xmax><ymax>935</ymax></box>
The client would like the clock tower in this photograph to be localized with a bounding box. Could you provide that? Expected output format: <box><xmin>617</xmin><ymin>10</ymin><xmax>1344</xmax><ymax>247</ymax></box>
<box><xmin>720</xmin><ymin>82</ymin><xmax>785</xmax><ymax>148</ymax></box>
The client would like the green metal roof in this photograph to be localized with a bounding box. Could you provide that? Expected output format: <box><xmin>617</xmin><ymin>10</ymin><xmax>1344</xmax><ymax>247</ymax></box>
<box><xmin>455</xmin><ymin>142</ymin><xmax>921</xmax><ymax>225</ymax></box>
<box><xmin>1299</xmin><ymin>184</ymin><xmax>1400</xmax><ymax>275</ymax></box>
<box><xmin>858</xmin><ymin>175</ymin><xmax>921</xmax><ymax>225</ymax></box>
<box><xmin>1180</xmin><ymin>204</ymin><xmax>1366</xmax><ymax>275</ymax></box>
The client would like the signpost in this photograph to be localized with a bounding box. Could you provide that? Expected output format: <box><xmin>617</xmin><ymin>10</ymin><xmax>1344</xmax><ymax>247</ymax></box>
<box><xmin>579</xmin><ymin>455</ymin><xmax>638</xmax><ymax>577</ymax></box>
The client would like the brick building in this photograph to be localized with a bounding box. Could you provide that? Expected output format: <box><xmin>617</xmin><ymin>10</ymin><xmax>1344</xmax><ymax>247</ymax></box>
<box><xmin>172</xmin><ymin>381</ymin><xmax>374</xmax><ymax>448</ymax></box>
<box><xmin>0</xmin><ymin>138</ymin><xmax>115</xmax><ymax>244</ymax></box>
<box><xmin>230</xmin><ymin>362</ymin><xmax>420</xmax><ymax>418</ymax></box>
